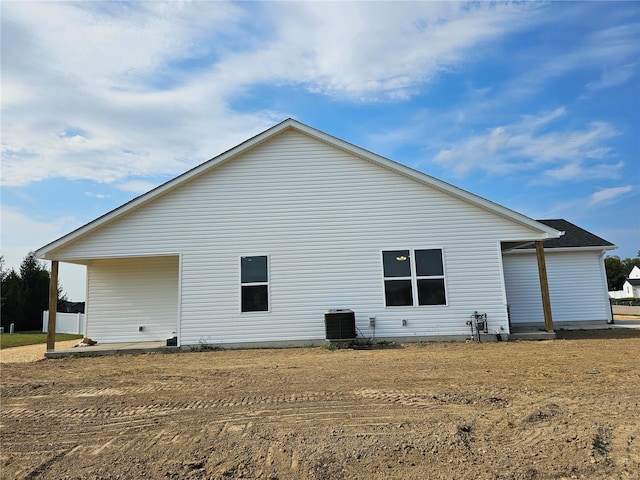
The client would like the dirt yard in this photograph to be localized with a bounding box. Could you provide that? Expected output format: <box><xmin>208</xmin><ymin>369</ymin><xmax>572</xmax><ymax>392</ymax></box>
<box><xmin>2</xmin><ymin>334</ymin><xmax>639</xmax><ymax>480</ymax></box>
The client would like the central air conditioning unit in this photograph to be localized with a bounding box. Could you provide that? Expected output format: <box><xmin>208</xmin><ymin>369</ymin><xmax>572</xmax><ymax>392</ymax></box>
<box><xmin>324</xmin><ymin>309</ymin><xmax>356</xmax><ymax>341</ymax></box>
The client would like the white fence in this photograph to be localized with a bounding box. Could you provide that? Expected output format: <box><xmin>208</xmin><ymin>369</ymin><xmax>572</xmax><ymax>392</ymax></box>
<box><xmin>609</xmin><ymin>290</ymin><xmax>629</xmax><ymax>299</ymax></box>
<box><xmin>42</xmin><ymin>311</ymin><xmax>86</xmax><ymax>335</ymax></box>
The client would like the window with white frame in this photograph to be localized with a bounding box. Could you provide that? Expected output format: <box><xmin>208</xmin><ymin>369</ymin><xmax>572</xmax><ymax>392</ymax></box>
<box><xmin>382</xmin><ymin>249</ymin><xmax>446</xmax><ymax>306</ymax></box>
<box><xmin>241</xmin><ymin>256</ymin><xmax>269</xmax><ymax>312</ymax></box>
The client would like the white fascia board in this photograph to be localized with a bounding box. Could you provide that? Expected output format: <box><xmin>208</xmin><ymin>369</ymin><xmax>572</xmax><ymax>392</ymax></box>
<box><xmin>35</xmin><ymin>118</ymin><xmax>560</xmax><ymax>259</ymax></box>
<box><xmin>503</xmin><ymin>245</ymin><xmax>618</xmax><ymax>255</ymax></box>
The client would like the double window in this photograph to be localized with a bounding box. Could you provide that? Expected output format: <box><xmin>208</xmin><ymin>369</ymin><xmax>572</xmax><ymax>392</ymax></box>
<box><xmin>382</xmin><ymin>249</ymin><xmax>446</xmax><ymax>307</ymax></box>
<box><xmin>241</xmin><ymin>256</ymin><xmax>269</xmax><ymax>312</ymax></box>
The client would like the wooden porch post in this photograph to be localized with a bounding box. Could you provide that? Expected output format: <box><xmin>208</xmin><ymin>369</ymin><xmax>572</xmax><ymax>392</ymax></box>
<box><xmin>535</xmin><ymin>241</ymin><xmax>554</xmax><ymax>332</ymax></box>
<box><xmin>46</xmin><ymin>260</ymin><xmax>59</xmax><ymax>352</ymax></box>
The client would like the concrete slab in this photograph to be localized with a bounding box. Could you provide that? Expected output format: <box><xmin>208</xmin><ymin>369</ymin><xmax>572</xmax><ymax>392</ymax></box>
<box><xmin>509</xmin><ymin>331</ymin><xmax>556</xmax><ymax>341</ymax></box>
<box><xmin>39</xmin><ymin>318</ymin><xmax>640</xmax><ymax>359</ymax></box>
<box><xmin>44</xmin><ymin>341</ymin><xmax>176</xmax><ymax>359</ymax></box>
<box><xmin>507</xmin><ymin>317</ymin><xmax>639</xmax><ymax>341</ymax></box>
<box><xmin>611</xmin><ymin>318</ymin><xmax>640</xmax><ymax>329</ymax></box>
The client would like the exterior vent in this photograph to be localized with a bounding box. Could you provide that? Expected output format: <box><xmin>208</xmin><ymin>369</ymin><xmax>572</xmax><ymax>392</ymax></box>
<box><xmin>324</xmin><ymin>309</ymin><xmax>356</xmax><ymax>341</ymax></box>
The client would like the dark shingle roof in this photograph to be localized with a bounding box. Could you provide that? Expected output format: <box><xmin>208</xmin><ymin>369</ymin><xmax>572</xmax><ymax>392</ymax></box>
<box><xmin>627</xmin><ymin>278</ymin><xmax>640</xmax><ymax>286</ymax></box>
<box><xmin>517</xmin><ymin>219</ymin><xmax>615</xmax><ymax>249</ymax></box>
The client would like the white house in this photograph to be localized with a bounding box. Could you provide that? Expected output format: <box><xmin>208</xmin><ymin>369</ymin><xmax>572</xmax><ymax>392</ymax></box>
<box><xmin>623</xmin><ymin>266</ymin><xmax>640</xmax><ymax>298</ymax></box>
<box><xmin>35</xmin><ymin>119</ymin><xmax>613</xmax><ymax>348</ymax></box>
<box><xmin>502</xmin><ymin>219</ymin><xmax>615</xmax><ymax>327</ymax></box>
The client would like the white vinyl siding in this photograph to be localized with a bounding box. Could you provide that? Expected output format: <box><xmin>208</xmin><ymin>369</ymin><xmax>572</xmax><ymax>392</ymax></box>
<box><xmin>503</xmin><ymin>250</ymin><xmax>612</xmax><ymax>325</ymax></box>
<box><xmin>86</xmin><ymin>256</ymin><xmax>179</xmax><ymax>343</ymax></box>
<box><xmin>52</xmin><ymin>130</ymin><xmax>550</xmax><ymax>345</ymax></box>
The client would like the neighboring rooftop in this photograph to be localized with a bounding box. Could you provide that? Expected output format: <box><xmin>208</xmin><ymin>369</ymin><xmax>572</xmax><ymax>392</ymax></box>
<box><xmin>627</xmin><ymin>278</ymin><xmax>640</xmax><ymax>286</ymax></box>
<box><xmin>517</xmin><ymin>219</ymin><xmax>615</xmax><ymax>250</ymax></box>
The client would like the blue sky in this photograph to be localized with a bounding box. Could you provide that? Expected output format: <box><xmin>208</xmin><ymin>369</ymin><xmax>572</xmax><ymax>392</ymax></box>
<box><xmin>2</xmin><ymin>1</ymin><xmax>639</xmax><ymax>301</ymax></box>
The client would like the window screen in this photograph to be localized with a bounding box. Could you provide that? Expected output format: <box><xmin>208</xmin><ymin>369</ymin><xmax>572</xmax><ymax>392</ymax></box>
<box><xmin>241</xmin><ymin>256</ymin><xmax>268</xmax><ymax>312</ymax></box>
<box><xmin>382</xmin><ymin>249</ymin><xmax>446</xmax><ymax>307</ymax></box>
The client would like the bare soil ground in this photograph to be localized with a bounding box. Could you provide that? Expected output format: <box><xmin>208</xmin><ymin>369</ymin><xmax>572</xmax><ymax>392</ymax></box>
<box><xmin>2</xmin><ymin>334</ymin><xmax>639</xmax><ymax>480</ymax></box>
<box><xmin>0</xmin><ymin>340</ymin><xmax>79</xmax><ymax>364</ymax></box>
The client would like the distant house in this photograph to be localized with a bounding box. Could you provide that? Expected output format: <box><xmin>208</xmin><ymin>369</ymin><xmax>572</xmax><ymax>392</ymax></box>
<box><xmin>35</xmin><ymin>119</ymin><xmax>614</xmax><ymax>347</ymax></box>
<box><xmin>503</xmin><ymin>219</ymin><xmax>615</xmax><ymax>326</ymax></box>
<box><xmin>58</xmin><ymin>300</ymin><xmax>85</xmax><ymax>314</ymax></box>
<box><xmin>623</xmin><ymin>266</ymin><xmax>640</xmax><ymax>298</ymax></box>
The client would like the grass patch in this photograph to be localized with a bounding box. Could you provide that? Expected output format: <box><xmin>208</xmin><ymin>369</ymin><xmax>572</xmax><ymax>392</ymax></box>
<box><xmin>0</xmin><ymin>331</ymin><xmax>83</xmax><ymax>350</ymax></box>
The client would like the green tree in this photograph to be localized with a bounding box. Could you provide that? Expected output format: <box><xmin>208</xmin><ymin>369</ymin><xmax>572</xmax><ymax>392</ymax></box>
<box><xmin>605</xmin><ymin>256</ymin><xmax>626</xmax><ymax>291</ymax></box>
<box><xmin>1</xmin><ymin>266</ymin><xmax>24</xmax><ymax>331</ymax></box>
<box><xmin>19</xmin><ymin>254</ymin><xmax>51</xmax><ymax>331</ymax></box>
<box><xmin>0</xmin><ymin>253</ymin><xmax>68</xmax><ymax>332</ymax></box>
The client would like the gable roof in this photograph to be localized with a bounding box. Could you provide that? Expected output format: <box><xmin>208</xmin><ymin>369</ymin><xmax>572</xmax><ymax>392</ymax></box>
<box><xmin>515</xmin><ymin>219</ymin><xmax>615</xmax><ymax>251</ymax></box>
<box><xmin>35</xmin><ymin>118</ymin><xmax>561</xmax><ymax>259</ymax></box>
<box><xmin>627</xmin><ymin>278</ymin><xmax>640</xmax><ymax>287</ymax></box>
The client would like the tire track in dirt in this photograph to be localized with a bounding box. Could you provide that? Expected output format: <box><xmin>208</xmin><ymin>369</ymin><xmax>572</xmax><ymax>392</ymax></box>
<box><xmin>2</xmin><ymin>388</ymin><xmax>513</xmax><ymax>425</ymax></box>
<box><xmin>352</xmin><ymin>388</ymin><xmax>510</xmax><ymax>408</ymax></box>
<box><xmin>3</xmin><ymin>339</ymin><xmax>639</xmax><ymax>480</ymax></box>
<box><xmin>1</xmin><ymin>391</ymin><xmax>353</xmax><ymax>421</ymax></box>
<box><xmin>608</xmin><ymin>422</ymin><xmax>640</xmax><ymax>470</ymax></box>
<box><xmin>2</xmin><ymin>384</ymin><xmax>520</xmax><ymax>474</ymax></box>
<box><xmin>1</xmin><ymin>382</ymin><xmax>184</xmax><ymax>398</ymax></box>
<box><xmin>3</xmin><ymin>387</ymin><xmax>494</xmax><ymax>456</ymax></box>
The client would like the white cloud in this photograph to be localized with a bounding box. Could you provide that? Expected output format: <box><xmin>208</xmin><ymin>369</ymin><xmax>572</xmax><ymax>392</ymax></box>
<box><xmin>1</xmin><ymin>206</ymin><xmax>74</xmax><ymax>254</ymax></box>
<box><xmin>1</xmin><ymin>2</ymin><xmax>244</xmax><ymax>93</ymax></box>
<box><xmin>586</xmin><ymin>63</ymin><xmax>638</xmax><ymax>91</ymax></box>
<box><xmin>487</xmin><ymin>12</ymin><xmax>639</xmax><ymax>102</ymax></box>
<box><xmin>589</xmin><ymin>185</ymin><xmax>634</xmax><ymax>206</ymax></box>
<box><xmin>432</xmin><ymin>107</ymin><xmax>621</xmax><ymax>182</ymax></box>
<box><xmin>2</xmin><ymin>1</ymin><xmax>635</xmax><ymax>192</ymax></box>
<box><xmin>540</xmin><ymin>161</ymin><xmax>624</xmax><ymax>184</ymax></box>
<box><xmin>1</xmin><ymin>1</ymin><xmax>547</xmax><ymax>188</ymax></box>
<box><xmin>116</xmin><ymin>180</ymin><xmax>162</xmax><ymax>194</ymax></box>
<box><xmin>251</xmin><ymin>2</ymin><xmax>541</xmax><ymax>99</ymax></box>
<box><xmin>0</xmin><ymin>205</ymin><xmax>87</xmax><ymax>301</ymax></box>
<box><xmin>84</xmin><ymin>192</ymin><xmax>110</xmax><ymax>199</ymax></box>
<box><xmin>486</xmin><ymin>127</ymin><xmax>509</xmax><ymax>153</ymax></box>
<box><xmin>0</xmin><ymin>1</ymin><xmax>279</xmax><ymax>188</ymax></box>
